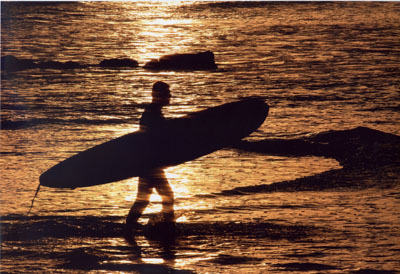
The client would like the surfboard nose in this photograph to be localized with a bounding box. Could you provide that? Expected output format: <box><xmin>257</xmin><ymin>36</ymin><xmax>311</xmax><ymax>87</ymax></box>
<box><xmin>39</xmin><ymin>169</ymin><xmax>52</xmax><ymax>187</ymax></box>
<box><xmin>40</xmin><ymin>169</ymin><xmax>77</xmax><ymax>189</ymax></box>
<box><xmin>40</xmin><ymin>167</ymin><xmax>68</xmax><ymax>188</ymax></box>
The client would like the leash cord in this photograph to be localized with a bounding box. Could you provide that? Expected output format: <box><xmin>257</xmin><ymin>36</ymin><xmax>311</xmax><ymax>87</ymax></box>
<box><xmin>27</xmin><ymin>183</ymin><xmax>41</xmax><ymax>215</ymax></box>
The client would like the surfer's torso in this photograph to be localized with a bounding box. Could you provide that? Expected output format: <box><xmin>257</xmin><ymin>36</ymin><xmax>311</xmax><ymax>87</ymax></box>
<box><xmin>139</xmin><ymin>103</ymin><xmax>166</xmax><ymax>131</ymax></box>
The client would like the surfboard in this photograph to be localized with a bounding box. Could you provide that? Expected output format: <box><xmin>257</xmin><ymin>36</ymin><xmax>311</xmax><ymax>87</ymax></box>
<box><xmin>39</xmin><ymin>98</ymin><xmax>269</xmax><ymax>189</ymax></box>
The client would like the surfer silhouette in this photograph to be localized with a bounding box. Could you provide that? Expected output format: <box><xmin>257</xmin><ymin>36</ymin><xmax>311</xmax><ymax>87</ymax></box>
<box><xmin>126</xmin><ymin>81</ymin><xmax>174</xmax><ymax>231</ymax></box>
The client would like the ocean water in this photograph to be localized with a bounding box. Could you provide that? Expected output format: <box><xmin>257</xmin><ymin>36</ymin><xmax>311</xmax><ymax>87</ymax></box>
<box><xmin>1</xmin><ymin>1</ymin><xmax>399</xmax><ymax>273</ymax></box>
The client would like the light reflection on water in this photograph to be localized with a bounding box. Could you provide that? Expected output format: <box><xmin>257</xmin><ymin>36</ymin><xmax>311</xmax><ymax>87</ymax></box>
<box><xmin>1</xmin><ymin>1</ymin><xmax>400</xmax><ymax>273</ymax></box>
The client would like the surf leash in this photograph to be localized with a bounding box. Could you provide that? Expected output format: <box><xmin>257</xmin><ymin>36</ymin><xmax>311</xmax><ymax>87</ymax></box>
<box><xmin>27</xmin><ymin>183</ymin><xmax>41</xmax><ymax>215</ymax></box>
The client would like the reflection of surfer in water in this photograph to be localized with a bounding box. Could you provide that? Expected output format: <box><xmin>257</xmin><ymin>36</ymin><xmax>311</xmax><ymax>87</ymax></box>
<box><xmin>126</xmin><ymin>81</ymin><xmax>174</xmax><ymax>231</ymax></box>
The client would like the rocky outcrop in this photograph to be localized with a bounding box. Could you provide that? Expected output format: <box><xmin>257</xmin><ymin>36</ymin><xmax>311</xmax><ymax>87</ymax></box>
<box><xmin>2</xmin><ymin>52</ymin><xmax>217</xmax><ymax>72</ymax></box>
<box><xmin>1</xmin><ymin>55</ymin><xmax>85</xmax><ymax>72</ymax></box>
<box><xmin>144</xmin><ymin>51</ymin><xmax>217</xmax><ymax>71</ymax></box>
<box><xmin>1</xmin><ymin>55</ymin><xmax>139</xmax><ymax>72</ymax></box>
<box><xmin>222</xmin><ymin>127</ymin><xmax>400</xmax><ymax>194</ymax></box>
<box><xmin>99</xmin><ymin>58</ymin><xmax>138</xmax><ymax>68</ymax></box>
<box><xmin>1</xmin><ymin>55</ymin><xmax>37</xmax><ymax>72</ymax></box>
<box><xmin>36</xmin><ymin>60</ymin><xmax>84</xmax><ymax>70</ymax></box>
<box><xmin>235</xmin><ymin>126</ymin><xmax>400</xmax><ymax>168</ymax></box>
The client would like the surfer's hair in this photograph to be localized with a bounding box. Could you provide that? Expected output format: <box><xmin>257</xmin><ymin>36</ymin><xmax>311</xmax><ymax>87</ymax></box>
<box><xmin>152</xmin><ymin>81</ymin><xmax>170</xmax><ymax>96</ymax></box>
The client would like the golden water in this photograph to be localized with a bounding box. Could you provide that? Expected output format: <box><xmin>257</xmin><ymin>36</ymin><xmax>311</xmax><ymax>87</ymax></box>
<box><xmin>1</xmin><ymin>2</ymin><xmax>399</xmax><ymax>273</ymax></box>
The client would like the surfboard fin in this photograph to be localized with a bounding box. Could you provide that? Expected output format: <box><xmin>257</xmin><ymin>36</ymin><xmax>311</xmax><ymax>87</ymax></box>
<box><xmin>27</xmin><ymin>183</ymin><xmax>41</xmax><ymax>215</ymax></box>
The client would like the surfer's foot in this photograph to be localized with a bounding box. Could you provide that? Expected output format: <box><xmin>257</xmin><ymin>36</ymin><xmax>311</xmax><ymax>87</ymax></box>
<box><xmin>162</xmin><ymin>212</ymin><xmax>175</xmax><ymax>223</ymax></box>
<box><xmin>124</xmin><ymin>221</ymin><xmax>141</xmax><ymax>243</ymax></box>
<box><xmin>145</xmin><ymin>219</ymin><xmax>177</xmax><ymax>241</ymax></box>
<box><xmin>125</xmin><ymin>217</ymin><xmax>141</xmax><ymax>233</ymax></box>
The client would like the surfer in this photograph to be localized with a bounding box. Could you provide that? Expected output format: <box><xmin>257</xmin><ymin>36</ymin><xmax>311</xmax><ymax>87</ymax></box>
<box><xmin>126</xmin><ymin>81</ymin><xmax>174</xmax><ymax>231</ymax></box>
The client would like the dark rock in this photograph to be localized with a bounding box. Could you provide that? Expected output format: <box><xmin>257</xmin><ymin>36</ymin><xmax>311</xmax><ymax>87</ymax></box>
<box><xmin>1</xmin><ymin>55</ymin><xmax>37</xmax><ymax>72</ymax></box>
<box><xmin>235</xmin><ymin>127</ymin><xmax>400</xmax><ymax>168</ymax></box>
<box><xmin>99</xmin><ymin>58</ymin><xmax>139</xmax><ymax>68</ymax></box>
<box><xmin>312</xmin><ymin>126</ymin><xmax>400</xmax><ymax>167</ymax></box>
<box><xmin>144</xmin><ymin>50</ymin><xmax>217</xmax><ymax>70</ymax></box>
<box><xmin>224</xmin><ymin>127</ymin><xmax>400</xmax><ymax>194</ymax></box>
<box><xmin>1</xmin><ymin>55</ymin><xmax>84</xmax><ymax>71</ymax></box>
<box><xmin>37</xmin><ymin>60</ymin><xmax>84</xmax><ymax>69</ymax></box>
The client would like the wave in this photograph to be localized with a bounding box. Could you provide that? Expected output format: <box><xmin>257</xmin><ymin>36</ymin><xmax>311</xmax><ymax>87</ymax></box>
<box><xmin>194</xmin><ymin>1</ymin><xmax>273</xmax><ymax>9</ymax></box>
<box><xmin>1</xmin><ymin>215</ymin><xmax>320</xmax><ymax>242</ymax></box>
<box><xmin>1</xmin><ymin>215</ymin><xmax>396</xmax><ymax>274</ymax></box>
<box><xmin>1</xmin><ymin>118</ymin><xmax>128</xmax><ymax>130</ymax></box>
<box><xmin>358</xmin><ymin>105</ymin><xmax>400</xmax><ymax>112</ymax></box>
<box><xmin>287</xmin><ymin>94</ymin><xmax>348</xmax><ymax>102</ymax></box>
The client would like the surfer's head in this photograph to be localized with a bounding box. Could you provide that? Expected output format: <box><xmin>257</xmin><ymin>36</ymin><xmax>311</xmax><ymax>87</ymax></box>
<box><xmin>152</xmin><ymin>81</ymin><xmax>171</xmax><ymax>106</ymax></box>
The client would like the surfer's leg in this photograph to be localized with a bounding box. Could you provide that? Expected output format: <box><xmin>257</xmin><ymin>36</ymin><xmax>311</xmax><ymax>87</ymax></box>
<box><xmin>154</xmin><ymin>170</ymin><xmax>174</xmax><ymax>222</ymax></box>
<box><xmin>126</xmin><ymin>177</ymin><xmax>153</xmax><ymax>227</ymax></box>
